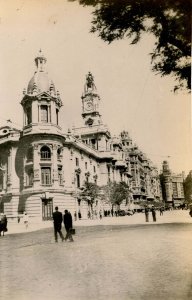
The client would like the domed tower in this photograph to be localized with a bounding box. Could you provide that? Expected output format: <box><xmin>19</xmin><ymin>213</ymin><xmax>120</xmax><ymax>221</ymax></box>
<box><xmin>17</xmin><ymin>51</ymin><xmax>65</xmax><ymax>220</ymax></box>
<box><xmin>21</xmin><ymin>50</ymin><xmax>63</xmax><ymax>135</ymax></box>
<box><xmin>120</xmin><ymin>131</ymin><xmax>133</xmax><ymax>149</ymax></box>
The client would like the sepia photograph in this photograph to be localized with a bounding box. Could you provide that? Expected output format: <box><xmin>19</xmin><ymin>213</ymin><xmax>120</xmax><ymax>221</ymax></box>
<box><xmin>0</xmin><ymin>1</ymin><xmax>191</xmax><ymax>299</ymax></box>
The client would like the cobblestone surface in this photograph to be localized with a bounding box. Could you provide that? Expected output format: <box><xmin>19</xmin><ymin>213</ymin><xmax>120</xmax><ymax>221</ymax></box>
<box><xmin>0</xmin><ymin>210</ymin><xmax>192</xmax><ymax>300</ymax></box>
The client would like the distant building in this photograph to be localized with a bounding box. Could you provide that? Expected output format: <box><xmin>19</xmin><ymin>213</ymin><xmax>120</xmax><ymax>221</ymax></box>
<box><xmin>0</xmin><ymin>51</ymin><xmax>162</xmax><ymax>220</ymax></box>
<box><xmin>161</xmin><ymin>161</ymin><xmax>185</xmax><ymax>207</ymax></box>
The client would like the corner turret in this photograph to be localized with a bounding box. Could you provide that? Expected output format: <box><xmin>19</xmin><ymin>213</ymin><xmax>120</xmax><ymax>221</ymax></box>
<box><xmin>21</xmin><ymin>50</ymin><xmax>63</xmax><ymax>135</ymax></box>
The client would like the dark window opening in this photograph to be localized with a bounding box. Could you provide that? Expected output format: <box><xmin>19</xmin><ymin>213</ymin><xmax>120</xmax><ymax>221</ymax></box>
<box><xmin>41</xmin><ymin>146</ymin><xmax>51</xmax><ymax>160</ymax></box>
<box><xmin>76</xmin><ymin>157</ymin><xmax>79</xmax><ymax>167</ymax></box>
<box><xmin>76</xmin><ymin>174</ymin><xmax>80</xmax><ymax>188</ymax></box>
<box><xmin>56</xmin><ymin>108</ymin><xmax>59</xmax><ymax>125</ymax></box>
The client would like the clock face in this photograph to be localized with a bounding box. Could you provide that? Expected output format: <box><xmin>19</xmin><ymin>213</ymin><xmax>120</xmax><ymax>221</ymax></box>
<box><xmin>85</xmin><ymin>101</ymin><xmax>93</xmax><ymax>111</ymax></box>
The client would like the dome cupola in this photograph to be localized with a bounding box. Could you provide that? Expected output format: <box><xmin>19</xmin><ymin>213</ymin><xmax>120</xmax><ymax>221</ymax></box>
<box><xmin>26</xmin><ymin>50</ymin><xmax>57</xmax><ymax>97</ymax></box>
<box><xmin>21</xmin><ymin>50</ymin><xmax>63</xmax><ymax>134</ymax></box>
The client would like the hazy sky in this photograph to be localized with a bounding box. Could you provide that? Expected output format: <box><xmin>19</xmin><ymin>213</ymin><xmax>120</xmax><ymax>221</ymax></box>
<box><xmin>0</xmin><ymin>0</ymin><xmax>191</xmax><ymax>174</ymax></box>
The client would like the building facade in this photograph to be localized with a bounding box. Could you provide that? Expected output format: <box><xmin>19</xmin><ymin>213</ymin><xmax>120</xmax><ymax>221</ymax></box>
<box><xmin>0</xmin><ymin>51</ymin><xmax>162</xmax><ymax>220</ymax></box>
<box><xmin>161</xmin><ymin>161</ymin><xmax>185</xmax><ymax>207</ymax></box>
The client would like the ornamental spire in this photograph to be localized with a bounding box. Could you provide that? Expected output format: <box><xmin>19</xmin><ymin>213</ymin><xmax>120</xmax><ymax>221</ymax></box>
<box><xmin>34</xmin><ymin>49</ymin><xmax>47</xmax><ymax>72</ymax></box>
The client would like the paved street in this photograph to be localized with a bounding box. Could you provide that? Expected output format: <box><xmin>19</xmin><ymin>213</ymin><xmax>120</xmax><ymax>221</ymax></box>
<box><xmin>0</xmin><ymin>210</ymin><xmax>192</xmax><ymax>300</ymax></box>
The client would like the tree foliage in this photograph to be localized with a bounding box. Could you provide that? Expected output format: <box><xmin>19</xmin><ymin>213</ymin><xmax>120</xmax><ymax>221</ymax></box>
<box><xmin>74</xmin><ymin>0</ymin><xmax>191</xmax><ymax>91</ymax></box>
<box><xmin>183</xmin><ymin>171</ymin><xmax>192</xmax><ymax>204</ymax></box>
<box><xmin>80</xmin><ymin>181</ymin><xmax>100</xmax><ymax>207</ymax></box>
<box><xmin>102</xmin><ymin>181</ymin><xmax>130</xmax><ymax>207</ymax></box>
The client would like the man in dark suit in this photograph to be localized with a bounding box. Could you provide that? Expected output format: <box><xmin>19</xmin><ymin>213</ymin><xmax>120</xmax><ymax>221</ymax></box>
<box><xmin>63</xmin><ymin>210</ymin><xmax>74</xmax><ymax>242</ymax></box>
<box><xmin>52</xmin><ymin>206</ymin><xmax>64</xmax><ymax>243</ymax></box>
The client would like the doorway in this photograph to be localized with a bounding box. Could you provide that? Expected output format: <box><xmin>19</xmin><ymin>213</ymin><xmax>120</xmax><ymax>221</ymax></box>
<box><xmin>42</xmin><ymin>198</ymin><xmax>53</xmax><ymax>220</ymax></box>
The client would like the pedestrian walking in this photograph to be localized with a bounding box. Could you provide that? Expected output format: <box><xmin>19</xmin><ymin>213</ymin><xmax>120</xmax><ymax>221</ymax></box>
<box><xmin>160</xmin><ymin>207</ymin><xmax>164</xmax><ymax>216</ymax></box>
<box><xmin>151</xmin><ymin>207</ymin><xmax>157</xmax><ymax>222</ymax></box>
<box><xmin>144</xmin><ymin>207</ymin><xmax>149</xmax><ymax>222</ymax></box>
<box><xmin>23</xmin><ymin>212</ymin><xmax>29</xmax><ymax>229</ymax></box>
<box><xmin>63</xmin><ymin>210</ymin><xmax>74</xmax><ymax>242</ymax></box>
<box><xmin>52</xmin><ymin>206</ymin><xmax>64</xmax><ymax>243</ymax></box>
<box><xmin>0</xmin><ymin>213</ymin><xmax>8</xmax><ymax>236</ymax></box>
<box><xmin>74</xmin><ymin>211</ymin><xmax>77</xmax><ymax>221</ymax></box>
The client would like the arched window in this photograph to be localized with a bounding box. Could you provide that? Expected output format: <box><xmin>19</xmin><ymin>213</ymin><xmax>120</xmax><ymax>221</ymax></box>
<box><xmin>41</xmin><ymin>146</ymin><xmax>51</xmax><ymax>160</ymax></box>
<box><xmin>26</xmin><ymin>147</ymin><xmax>33</xmax><ymax>162</ymax></box>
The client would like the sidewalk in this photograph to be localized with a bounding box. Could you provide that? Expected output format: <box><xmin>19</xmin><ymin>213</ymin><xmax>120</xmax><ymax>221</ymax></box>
<box><xmin>4</xmin><ymin>210</ymin><xmax>192</xmax><ymax>236</ymax></box>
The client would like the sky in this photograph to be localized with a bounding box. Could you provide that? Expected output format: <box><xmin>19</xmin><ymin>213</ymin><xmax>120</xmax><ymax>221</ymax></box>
<box><xmin>0</xmin><ymin>0</ymin><xmax>191</xmax><ymax>175</ymax></box>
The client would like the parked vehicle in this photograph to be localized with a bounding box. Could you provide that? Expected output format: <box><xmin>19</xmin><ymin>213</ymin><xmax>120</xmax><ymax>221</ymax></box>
<box><xmin>118</xmin><ymin>210</ymin><xmax>126</xmax><ymax>216</ymax></box>
<box><xmin>125</xmin><ymin>210</ymin><xmax>134</xmax><ymax>216</ymax></box>
<box><xmin>118</xmin><ymin>210</ymin><xmax>134</xmax><ymax>216</ymax></box>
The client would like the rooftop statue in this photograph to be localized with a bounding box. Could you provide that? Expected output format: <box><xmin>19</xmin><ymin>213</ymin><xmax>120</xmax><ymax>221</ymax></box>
<box><xmin>84</xmin><ymin>72</ymin><xmax>97</xmax><ymax>93</ymax></box>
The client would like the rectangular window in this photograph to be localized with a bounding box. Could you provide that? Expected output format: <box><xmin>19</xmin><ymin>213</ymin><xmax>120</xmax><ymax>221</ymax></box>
<box><xmin>76</xmin><ymin>174</ymin><xmax>80</xmax><ymax>188</ymax></box>
<box><xmin>41</xmin><ymin>167</ymin><xmax>51</xmax><ymax>185</ymax></box>
<box><xmin>58</xmin><ymin>167</ymin><xmax>63</xmax><ymax>185</ymax></box>
<box><xmin>28</xmin><ymin>170</ymin><xmax>34</xmax><ymax>186</ymax></box>
<box><xmin>91</xmin><ymin>139</ymin><xmax>96</xmax><ymax>149</ymax></box>
<box><xmin>41</xmin><ymin>105</ymin><xmax>48</xmax><ymax>123</ymax></box>
<box><xmin>93</xmin><ymin>166</ymin><xmax>96</xmax><ymax>173</ymax></box>
<box><xmin>76</xmin><ymin>157</ymin><xmax>79</xmax><ymax>167</ymax></box>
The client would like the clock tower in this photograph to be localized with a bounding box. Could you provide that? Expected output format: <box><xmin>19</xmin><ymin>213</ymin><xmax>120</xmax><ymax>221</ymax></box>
<box><xmin>81</xmin><ymin>72</ymin><xmax>101</xmax><ymax>126</ymax></box>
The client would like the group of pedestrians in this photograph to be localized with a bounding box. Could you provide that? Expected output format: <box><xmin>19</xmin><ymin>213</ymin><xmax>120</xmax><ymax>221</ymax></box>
<box><xmin>144</xmin><ymin>207</ymin><xmax>158</xmax><ymax>222</ymax></box>
<box><xmin>53</xmin><ymin>207</ymin><xmax>74</xmax><ymax>243</ymax></box>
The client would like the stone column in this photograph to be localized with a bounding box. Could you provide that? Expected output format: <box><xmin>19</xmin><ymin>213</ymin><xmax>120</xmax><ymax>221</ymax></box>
<box><xmin>6</xmin><ymin>149</ymin><xmax>12</xmax><ymax>192</ymax></box>
<box><xmin>10</xmin><ymin>146</ymin><xmax>19</xmax><ymax>192</ymax></box>
<box><xmin>33</xmin><ymin>143</ymin><xmax>41</xmax><ymax>188</ymax></box>
<box><xmin>52</xmin><ymin>144</ymin><xmax>59</xmax><ymax>187</ymax></box>
<box><xmin>63</xmin><ymin>146</ymin><xmax>74</xmax><ymax>188</ymax></box>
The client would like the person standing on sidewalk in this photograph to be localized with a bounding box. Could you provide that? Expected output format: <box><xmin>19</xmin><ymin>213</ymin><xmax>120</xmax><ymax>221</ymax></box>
<box><xmin>53</xmin><ymin>206</ymin><xmax>64</xmax><ymax>243</ymax></box>
<box><xmin>160</xmin><ymin>207</ymin><xmax>164</xmax><ymax>216</ymax></box>
<box><xmin>0</xmin><ymin>213</ymin><xmax>8</xmax><ymax>236</ymax></box>
<box><xmin>151</xmin><ymin>207</ymin><xmax>157</xmax><ymax>222</ymax></box>
<box><xmin>23</xmin><ymin>212</ymin><xmax>29</xmax><ymax>229</ymax></box>
<box><xmin>63</xmin><ymin>210</ymin><xmax>74</xmax><ymax>242</ymax></box>
<box><xmin>144</xmin><ymin>207</ymin><xmax>149</xmax><ymax>222</ymax></box>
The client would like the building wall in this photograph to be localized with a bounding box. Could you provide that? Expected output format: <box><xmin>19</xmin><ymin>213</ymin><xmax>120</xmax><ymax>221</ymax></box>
<box><xmin>0</xmin><ymin>54</ymin><xmax>164</xmax><ymax>219</ymax></box>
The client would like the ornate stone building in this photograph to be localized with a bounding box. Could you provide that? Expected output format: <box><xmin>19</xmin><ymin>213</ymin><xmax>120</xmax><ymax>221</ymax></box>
<box><xmin>161</xmin><ymin>161</ymin><xmax>185</xmax><ymax>207</ymax></box>
<box><xmin>0</xmin><ymin>51</ymin><xmax>162</xmax><ymax>220</ymax></box>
